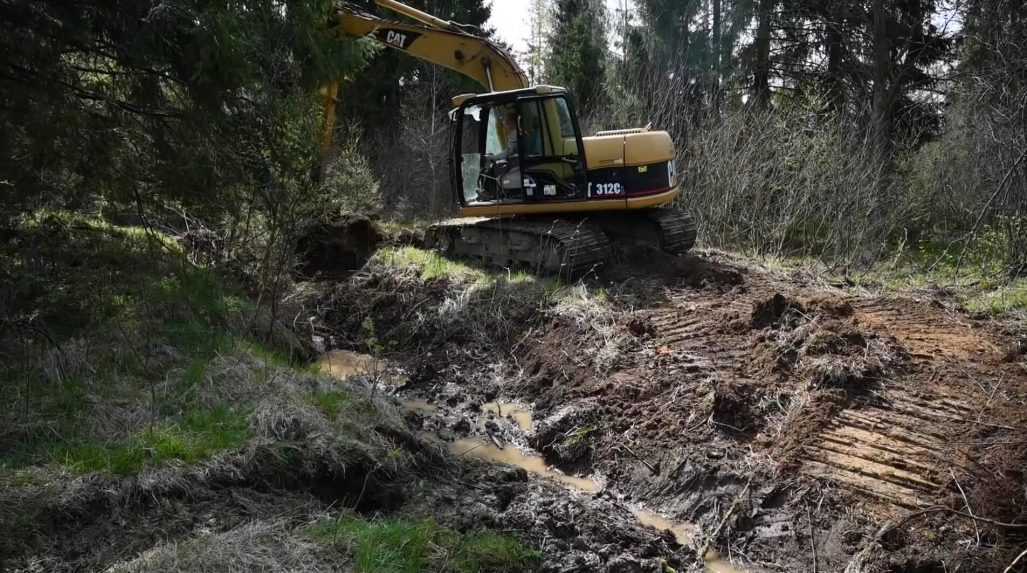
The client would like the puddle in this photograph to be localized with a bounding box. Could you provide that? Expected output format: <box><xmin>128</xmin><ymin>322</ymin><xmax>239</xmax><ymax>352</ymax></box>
<box><xmin>703</xmin><ymin>552</ymin><xmax>747</xmax><ymax>573</ymax></box>
<box><xmin>632</xmin><ymin>508</ymin><xmax>698</xmax><ymax>546</ymax></box>
<box><xmin>449</xmin><ymin>438</ymin><xmax>600</xmax><ymax>493</ymax></box>
<box><xmin>402</xmin><ymin>399</ymin><xmax>439</xmax><ymax>415</ymax></box>
<box><xmin>317</xmin><ymin>350</ymin><xmax>377</xmax><ymax>379</ymax></box>
<box><xmin>317</xmin><ymin>350</ymin><xmax>406</xmax><ymax>386</ymax></box>
<box><xmin>632</xmin><ymin>511</ymin><xmax>747</xmax><ymax>573</ymax></box>
<box><xmin>482</xmin><ymin>401</ymin><xmax>534</xmax><ymax>432</ymax></box>
<box><xmin>632</xmin><ymin>509</ymin><xmax>747</xmax><ymax>573</ymax></box>
<box><xmin>452</xmin><ymin>438</ymin><xmax>747</xmax><ymax>572</ymax></box>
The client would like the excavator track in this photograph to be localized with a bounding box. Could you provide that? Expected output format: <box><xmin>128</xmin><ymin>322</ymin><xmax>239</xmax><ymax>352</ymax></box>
<box><xmin>645</xmin><ymin>209</ymin><xmax>697</xmax><ymax>254</ymax></box>
<box><xmin>589</xmin><ymin>208</ymin><xmax>697</xmax><ymax>255</ymax></box>
<box><xmin>426</xmin><ymin>217</ymin><xmax>610</xmax><ymax>277</ymax></box>
<box><xmin>424</xmin><ymin>209</ymin><xmax>696</xmax><ymax>277</ymax></box>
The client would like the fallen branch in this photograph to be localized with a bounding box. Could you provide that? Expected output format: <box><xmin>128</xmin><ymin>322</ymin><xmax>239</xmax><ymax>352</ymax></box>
<box><xmin>950</xmin><ymin>469</ymin><xmax>980</xmax><ymax>546</ymax></box>
<box><xmin>698</xmin><ymin>478</ymin><xmax>752</xmax><ymax>562</ymax></box>
<box><xmin>1005</xmin><ymin>546</ymin><xmax>1027</xmax><ymax>573</ymax></box>
<box><xmin>618</xmin><ymin>444</ymin><xmax>658</xmax><ymax>474</ymax></box>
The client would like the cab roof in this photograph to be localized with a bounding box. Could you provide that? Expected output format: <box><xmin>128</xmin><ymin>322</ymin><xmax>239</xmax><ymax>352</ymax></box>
<box><xmin>450</xmin><ymin>85</ymin><xmax>567</xmax><ymax>109</ymax></box>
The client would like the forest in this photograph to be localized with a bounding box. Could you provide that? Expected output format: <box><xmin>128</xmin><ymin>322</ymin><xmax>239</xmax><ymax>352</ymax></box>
<box><xmin>2</xmin><ymin>0</ymin><xmax>1026</xmax><ymax>572</ymax></box>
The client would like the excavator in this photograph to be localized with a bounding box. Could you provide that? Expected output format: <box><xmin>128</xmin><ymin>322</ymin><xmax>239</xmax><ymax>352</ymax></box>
<box><xmin>324</xmin><ymin>0</ymin><xmax>696</xmax><ymax>275</ymax></box>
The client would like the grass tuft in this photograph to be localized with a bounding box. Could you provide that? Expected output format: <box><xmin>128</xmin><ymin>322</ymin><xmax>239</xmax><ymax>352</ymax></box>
<box><xmin>308</xmin><ymin>516</ymin><xmax>540</xmax><ymax>573</ymax></box>
<box><xmin>964</xmin><ymin>279</ymin><xmax>1027</xmax><ymax>316</ymax></box>
<box><xmin>374</xmin><ymin>246</ymin><xmax>540</xmax><ymax>286</ymax></box>
<box><xmin>50</xmin><ymin>406</ymin><xmax>250</xmax><ymax>475</ymax></box>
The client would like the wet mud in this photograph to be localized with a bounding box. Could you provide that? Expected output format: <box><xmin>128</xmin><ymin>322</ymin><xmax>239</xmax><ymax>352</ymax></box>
<box><xmin>314</xmin><ymin>248</ymin><xmax>1027</xmax><ymax>571</ymax></box>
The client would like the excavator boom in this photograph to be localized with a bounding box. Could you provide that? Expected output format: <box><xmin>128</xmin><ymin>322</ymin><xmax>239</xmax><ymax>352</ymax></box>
<box><xmin>332</xmin><ymin>2</ymin><xmax>527</xmax><ymax>92</ymax></box>
<box><xmin>322</xmin><ymin>1</ymin><xmax>527</xmax><ymax>156</ymax></box>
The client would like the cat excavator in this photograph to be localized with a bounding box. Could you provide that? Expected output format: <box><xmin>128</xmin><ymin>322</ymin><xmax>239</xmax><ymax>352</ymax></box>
<box><xmin>325</xmin><ymin>0</ymin><xmax>696</xmax><ymax>275</ymax></box>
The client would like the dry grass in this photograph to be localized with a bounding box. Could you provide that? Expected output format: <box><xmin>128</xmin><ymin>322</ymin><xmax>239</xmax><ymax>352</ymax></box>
<box><xmin>107</xmin><ymin>519</ymin><xmax>341</xmax><ymax>573</ymax></box>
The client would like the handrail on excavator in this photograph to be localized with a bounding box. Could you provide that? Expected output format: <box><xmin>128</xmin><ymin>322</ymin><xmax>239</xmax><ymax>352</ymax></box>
<box><xmin>376</xmin><ymin>0</ymin><xmax>458</xmax><ymax>32</ymax></box>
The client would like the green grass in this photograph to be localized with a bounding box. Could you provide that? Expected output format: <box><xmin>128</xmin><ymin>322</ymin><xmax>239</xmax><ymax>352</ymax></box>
<box><xmin>374</xmin><ymin>246</ymin><xmax>540</xmax><ymax>285</ymax></box>
<box><xmin>308</xmin><ymin>516</ymin><xmax>540</xmax><ymax>573</ymax></box>
<box><xmin>963</xmin><ymin>279</ymin><xmax>1027</xmax><ymax>316</ymax></box>
<box><xmin>310</xmin><ymin>390</ymin><xmax>352</xmax><ymax>421</ymax></box>
<box><xmin>51</xmin><ymin>406</ymin><xmax>251</xmax><ymax>475</ymax></box>
<box><xmin>0</xmin><ymin>212</ymin><xmax>320</xmax><ymax>477</ymax></box>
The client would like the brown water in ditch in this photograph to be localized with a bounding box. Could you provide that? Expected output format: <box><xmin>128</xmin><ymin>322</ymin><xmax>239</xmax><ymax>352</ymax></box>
<box><xmin>450</xmin><ymin>438</ymin><xmax>747</xmax><ymax>572</ymax></box>
<box><xmin>316</xmin><ymin>349</ymin><xmax>376</xmax><ymax>379</ymax></box>
<box><xmin>450</xmin><ymin>438</ymin><xmax>599</xmax><ymax>493</ymax></box>
<box><xmin>316</xmin><ymin>353</ymin><xmax>745</xmax><ymax>571</ymax></box>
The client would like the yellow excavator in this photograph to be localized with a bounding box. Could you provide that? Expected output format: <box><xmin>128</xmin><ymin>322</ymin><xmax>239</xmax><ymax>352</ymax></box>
<box><xmin>324</xmin><ymin>0</ymin><xmax>695</xmax><ymax>275</ymax></box>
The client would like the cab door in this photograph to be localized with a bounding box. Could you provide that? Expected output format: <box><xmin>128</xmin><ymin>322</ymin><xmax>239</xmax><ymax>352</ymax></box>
<box><xmin>515</xmin><ymin>95</ymin><xmax>588</xmax><ymax>203</ymax></box>
<box><xmin>454</xmin><ymin>99</ymin><xmax>524</xmax><ymax>206</ymax></box>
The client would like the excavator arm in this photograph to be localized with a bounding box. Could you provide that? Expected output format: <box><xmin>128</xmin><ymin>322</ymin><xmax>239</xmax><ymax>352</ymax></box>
<box><xmin>321</xmin><ymin>0</ymin><xmax>529</xmax><ymax>156</ymax></box>
<box><xmin>335</xmin><ymin>1</ymin><xmax>527</xmax><ymax>92</ymax></box>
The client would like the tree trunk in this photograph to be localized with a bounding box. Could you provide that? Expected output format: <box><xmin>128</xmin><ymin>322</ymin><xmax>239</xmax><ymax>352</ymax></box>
<box><xmin>824</xmin><ymin>5</ymin><xmax>844</xmax><ymax>113</ymax></box>
<box><xmin>752</xmin><ymin>0</ymin><xmax>773</xmax><ymax>108</ymax></box>
<box><xmin>871</xmin><ymin>0</ymin><xmax>892</xmax><ymax>157</ymax></box>
<box><xmin>712</xmin><ymin>0</ymin><xmax>722</xmax><ymax>114</ymax></box>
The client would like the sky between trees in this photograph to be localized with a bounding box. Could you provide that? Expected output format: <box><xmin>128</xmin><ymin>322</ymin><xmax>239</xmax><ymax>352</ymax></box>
<box><xmin>489</xmin><ymin>0</ymin><xmax>632</xmax><ymax>54</ymax></box>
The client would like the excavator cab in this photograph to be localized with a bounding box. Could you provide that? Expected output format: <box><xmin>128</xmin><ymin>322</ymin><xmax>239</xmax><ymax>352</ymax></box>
<box><xmin>453</xmin><ymin>87</ymin><xmax>587</xmax><ymax>209</ymax></box>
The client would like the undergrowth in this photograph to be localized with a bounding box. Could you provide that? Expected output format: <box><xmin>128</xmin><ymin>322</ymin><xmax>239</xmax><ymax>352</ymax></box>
<box><xmin>0</xmin><ymin>212</ymin><xmax>306</xmax><ymax>475</ymax></box>
<box><xmin>752</xmin><ymin>224</ymin><xmax>1027</xmax><ymax>319</ymax></box>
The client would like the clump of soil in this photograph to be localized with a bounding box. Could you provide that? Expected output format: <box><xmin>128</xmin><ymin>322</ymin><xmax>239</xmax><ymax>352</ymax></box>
<box><xmin>751</xmin><ymin>293</ymin><xmax>807</xmax><ymax>329</ymax></box>
<box><xmin>529</xmin><ymin>403</ymin><xmax>601</xmax><ymax>473</ymax></box>
<box><xmin>295</xmin><ymin>214</ymin><xmax>382</xmax><ymax>277</ymax></box>
<box><xmin>697</xmin><ymin>379</ymin><xmax>765</xmax><ymax>437</ymax></box>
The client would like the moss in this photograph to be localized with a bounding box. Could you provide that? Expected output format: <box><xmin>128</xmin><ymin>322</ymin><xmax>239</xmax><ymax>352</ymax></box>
<box><xmin>308</xmin><ymin>516</ymin><xmax>540</xmax><ymax>573</ymax></box>
<box><xmin>237</xmin><ymin>338</ymin><xmax>310</xmax><ymax>370</ymax></box>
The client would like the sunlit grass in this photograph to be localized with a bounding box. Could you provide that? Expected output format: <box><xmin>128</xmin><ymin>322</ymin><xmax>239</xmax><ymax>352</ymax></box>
<box><xmin>50</xmin><ymin>407</ymin><xmax>251</xmax><ymax>475</ymax></box>
<box><xmin>308</xmin><ymin>516</ymin><xmax>540</xmax><ymax>573</ymax></box>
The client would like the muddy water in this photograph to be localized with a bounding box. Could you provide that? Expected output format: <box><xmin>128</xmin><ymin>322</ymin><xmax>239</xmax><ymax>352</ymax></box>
<box><xmin>481</xmin><ymin>401</ymin><xmax>534</xmax><ymax>432</ymax></box>
<box><xmin>632</xmin><ymin>508</ymin><xmax>697</xmax><ymax>546</ymax></box>
<box><xmin>449</xmin><ymin>438</ymin><xmax>600</xmax><ymax>493</ymax></box>
<box><xmin>316</xmin><ymin>350</ymin><xmax>408</xmax><ymax>386</ymax></box>
<box><xmin>451</xmin><ymin>436</ymin><xmax>747</xmax><ymax>572</ymax></box>
<box><xmin>631</xmin><ymin>510</ymin><xmax>745</xmax><ymax>572</ymax></box>
<box><xmin>316</xmin><ymin>350</ymin><xmax>377</xmax><ymax>379</ymax></box>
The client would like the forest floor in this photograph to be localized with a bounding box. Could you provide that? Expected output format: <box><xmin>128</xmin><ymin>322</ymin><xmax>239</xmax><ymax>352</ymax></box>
<box><xmin>2</xmin><ymin>217</ymin><xmax>1026</xmax><ymax>572</ymax></box>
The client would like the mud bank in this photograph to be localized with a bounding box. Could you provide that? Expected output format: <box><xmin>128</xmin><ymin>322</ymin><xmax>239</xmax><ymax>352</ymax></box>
<box><xmin>310</xmin><ymin>248</ymin><xmax>1027</xmax><ymax>572</ymax></box>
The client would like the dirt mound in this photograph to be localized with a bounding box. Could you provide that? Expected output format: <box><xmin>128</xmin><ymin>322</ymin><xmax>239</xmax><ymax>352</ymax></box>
<box><xmin>751</xmin><ymin>292</ymin><xmax>807</xmax><ymax>329</ymax></box>
<box><xmin>602</xmin><ymin>247</ymin><xmax>746</xmax><ymax>290</ymax></box>
<box><xmin>295</xmin><ymin>215</ymin><xmax>382</xmax><ymax>277</ymax></box>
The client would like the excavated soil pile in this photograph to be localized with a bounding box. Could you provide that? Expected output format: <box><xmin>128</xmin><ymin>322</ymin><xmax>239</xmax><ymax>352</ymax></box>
<box><xmin>295</xmin><ymin>215</ymin><xmax>382</xmax><ymax>277</ymax></box>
